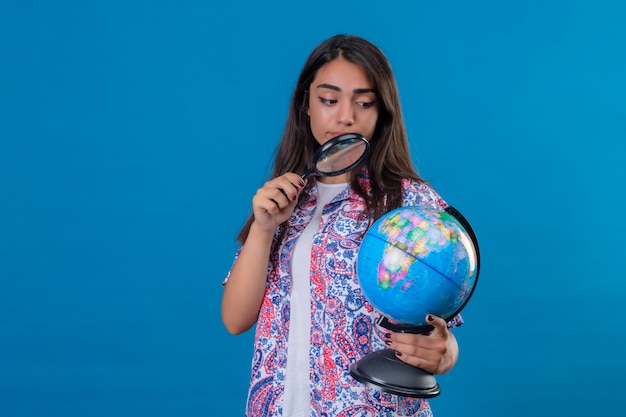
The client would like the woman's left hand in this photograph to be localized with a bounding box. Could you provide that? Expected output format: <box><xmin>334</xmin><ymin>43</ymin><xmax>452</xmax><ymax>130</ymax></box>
<box><xmin>385</xmin><ymin>314</ymin><xmax>459</xmax><ymax>375</ymax></box>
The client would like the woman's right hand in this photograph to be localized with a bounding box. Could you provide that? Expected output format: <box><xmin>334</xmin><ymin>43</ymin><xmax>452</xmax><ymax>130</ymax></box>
<box><xmin>251</xmin><ymin>173</ymin><xmax>306</xmax><ymax>232</ymax></box>
<box><xmin>223</xmin><ymin>172</ymin><xmax>306</xmax><ymax>335</ymax></box>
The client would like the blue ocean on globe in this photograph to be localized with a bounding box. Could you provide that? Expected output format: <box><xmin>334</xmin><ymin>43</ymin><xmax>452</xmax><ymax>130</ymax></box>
<box><xmin>357</xmin><ymin>206</ymin><xmax>478</xmax><ymax>326</ymax></box>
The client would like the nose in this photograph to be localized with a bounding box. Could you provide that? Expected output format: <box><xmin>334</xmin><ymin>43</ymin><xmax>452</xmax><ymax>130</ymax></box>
<box><xmin>337</xmin><ymin>101</ymin><xmax>354</xmax><ymax>126</ymax></box>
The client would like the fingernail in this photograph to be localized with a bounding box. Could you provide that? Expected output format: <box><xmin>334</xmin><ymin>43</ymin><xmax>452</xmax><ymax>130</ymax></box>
<box><xmin>394</xmin><ymin>351</ymin><xmax>402</xmax><ymax>357</ymax></box>
<box><xmin>299</xmin><ymin>179</ymin><xmax>306</xmax><ymax>187</ymax></box>
<box><xmin>427</xmin><ymin>315</ymin><xmax>434</xmax><ymax>322</ymax></box>
<box><xmin>384</xmin><ymin>333</ymin><xmax>391</xmax><ymax>339</ymax></box>
<box><xmin>385</xmin><ymin>340</ymin><xmax>392</xmax><ymax>346</ymax></box>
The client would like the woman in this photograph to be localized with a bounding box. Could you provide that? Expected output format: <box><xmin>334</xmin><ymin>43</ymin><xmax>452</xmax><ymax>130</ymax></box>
<box><xmin>222</xmin><ymin>34</ymin><xmax>462</xmax><ymax>417</ymax></box>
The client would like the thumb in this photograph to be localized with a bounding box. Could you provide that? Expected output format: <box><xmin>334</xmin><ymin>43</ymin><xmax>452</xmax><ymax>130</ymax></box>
<box><xmin>426</xmin><ymin>314</ymin><xmax>447</xmax><ymax>331</ymax></box>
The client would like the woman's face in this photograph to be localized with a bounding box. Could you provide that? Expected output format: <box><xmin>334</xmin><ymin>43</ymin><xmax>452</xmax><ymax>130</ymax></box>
<box><xmin>307</xmin><ymin>57</ymin><xmax>379</xmax><ymax>146</ymax></box>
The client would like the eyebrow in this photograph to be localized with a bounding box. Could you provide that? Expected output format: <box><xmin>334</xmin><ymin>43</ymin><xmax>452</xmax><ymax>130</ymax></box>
<box><xmin>316</xmin><ymin>83</ymin><xmax>376</xmax><ymax>94</ymax></box>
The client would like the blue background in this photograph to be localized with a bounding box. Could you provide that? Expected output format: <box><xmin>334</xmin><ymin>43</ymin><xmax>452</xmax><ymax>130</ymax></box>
<box><xmin>1</xmin><ymin>1</ymin><xmax>625</xmax><ymax>416</ymax></box>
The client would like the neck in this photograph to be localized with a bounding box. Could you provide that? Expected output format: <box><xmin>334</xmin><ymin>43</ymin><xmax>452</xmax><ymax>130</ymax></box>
<box><xmin>318</xmin><ymin>174</ymin><xmax>349</xmax><ymax>184</ymax></box>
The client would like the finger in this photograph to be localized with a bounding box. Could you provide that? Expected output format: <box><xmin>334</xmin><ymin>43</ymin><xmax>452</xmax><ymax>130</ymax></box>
<box><xmin>388</xmin><ymin>328</ymin><xmax>447</xmax><ymax>356</ymax></box>
<box><xmin>277</xmin><ymin>188</ymin><xmax>288</xmax><ymax>200</ymax></box>
<box><xmin>425</xmin><ymin>314</ymin><xmax>447</xmax><ymax>332</ymax></box>
<box><xmin>392</xmin><ymin>346</ymin><xmax>434</xmax><ymax>370</ymax></box>
<box><xmin>282</xmin><ymin>172</ymin><xmax>307</xmax><ymax>189</ymax></box>
<box><xmin>253</xmin><ymin>186</ymin><xmax>291</xmax><ymax>213</ymax></box>
<box><xmin>253</xmin><ymin>195</ymin><xmax>282</xmax><ymax>216</ymax></box>
<box><xmin>259</xmin><ymin>187</ymin><xmax>292</xmax><ymax>208</ymax></box>
<box><xmin>276</xmin><ymin>187</ymin><xmax>297</xmax><ymax>205</ymax></box>
<box><xmin>273</xmin><ymin>177</ymin><xmax>305</xmax><ymax>202</ymax></box>
<box><xmin>391</xmin><ymin>338</ymin><xmax>443</xmax><ymax>373</ymax></box>
<box><xmin>388</xmin><ymin>333</ymin><xmax>429</xmax><ymax>356</ymax></box>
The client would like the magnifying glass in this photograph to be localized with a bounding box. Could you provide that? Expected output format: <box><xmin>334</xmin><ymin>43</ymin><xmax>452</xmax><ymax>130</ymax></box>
<box><xmin>301</xmin><ymin>133</ymin><xmax>370</xmax><ymax>179</ymax></box>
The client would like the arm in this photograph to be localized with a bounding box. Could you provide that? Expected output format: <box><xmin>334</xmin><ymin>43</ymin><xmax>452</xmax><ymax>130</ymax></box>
<box><xmin>221</xmin><ymin>223</ymin><xmax>275</xmax><ymax>335</ymax></box>
<box><xmin>221</xmin><ymin>173</ymin><xmax>306</xmax><ymax>335</ymax></box>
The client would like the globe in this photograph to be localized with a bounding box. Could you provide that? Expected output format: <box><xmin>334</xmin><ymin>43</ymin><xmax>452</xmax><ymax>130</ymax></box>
<box><xmin>357</xmin><ymin>205</ymin><xmax>478</xmax><ymax>327</ymax></box>
<box><xmin>351</xmin><ymin>205</ymin><xmax>480</xmax><ymax>398</ymax></box>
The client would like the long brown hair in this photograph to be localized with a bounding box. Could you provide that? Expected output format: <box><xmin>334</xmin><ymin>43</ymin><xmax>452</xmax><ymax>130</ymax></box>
<box><xmin>237</xmin><ymin>34</ymin><xmax>423</xmax><ymax>244</ymax></box>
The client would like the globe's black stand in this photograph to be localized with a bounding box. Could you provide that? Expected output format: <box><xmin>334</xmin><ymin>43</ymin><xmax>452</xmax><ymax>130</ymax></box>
<box><xmin>349</xmin><ymin>317</ymin><xmax>441</xmax><ymax>398</ymax></box>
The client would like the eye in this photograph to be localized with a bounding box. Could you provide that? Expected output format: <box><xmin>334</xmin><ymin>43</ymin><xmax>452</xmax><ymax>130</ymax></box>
<box><xmin>319</xmin><ymin>97</ymin><xmax>338</xmax><ymax>105</ymax></box>
<box><xmin>357</xmin><ymin>100</ymin><xmax>376</xmax><ymax>109</ymax></box>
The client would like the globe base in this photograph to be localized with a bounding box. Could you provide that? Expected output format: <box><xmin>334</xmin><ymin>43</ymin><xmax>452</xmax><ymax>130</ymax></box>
<box><xmin>349</xmin><ymin>348</ymin><xmax>440</xmax><ymax>398</ymax></box>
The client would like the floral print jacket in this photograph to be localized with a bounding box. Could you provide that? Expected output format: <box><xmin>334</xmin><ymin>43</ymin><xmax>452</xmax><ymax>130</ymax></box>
<box><xmin>226</xmin><ymin>169</ymin><xmax>463</xmax><ymax>417</ymax></box>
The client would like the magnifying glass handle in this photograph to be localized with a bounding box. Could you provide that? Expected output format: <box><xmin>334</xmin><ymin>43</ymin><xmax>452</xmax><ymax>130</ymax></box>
<box><xmin>301</xmin><ymin>168</ymin><xmax>314</xmax><ymax>179</ymax></box>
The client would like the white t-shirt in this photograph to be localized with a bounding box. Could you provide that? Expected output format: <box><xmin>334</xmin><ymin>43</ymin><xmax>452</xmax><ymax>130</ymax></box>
<box><xmin>282</xmin><ymin>181</ymin><xmax>348</xmax><ymax>416</ymax></box>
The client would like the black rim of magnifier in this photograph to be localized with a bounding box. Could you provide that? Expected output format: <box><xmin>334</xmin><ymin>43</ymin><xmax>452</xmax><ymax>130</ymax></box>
<box><xmin>302</xmin><ymin>133</ymin><xmax>370</xmax><ymax>178</ymax></box>
<box><xmin>378</xmin><ymin>205</ymin><xmax>480</xmax><ymax>333</ymax></box>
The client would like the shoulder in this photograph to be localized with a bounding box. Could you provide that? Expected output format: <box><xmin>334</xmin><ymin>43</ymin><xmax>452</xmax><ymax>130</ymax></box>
<box><xmin>401</xmin><ymin>178</ymin><xmax>448</xmax><ymax>210</ymax></box>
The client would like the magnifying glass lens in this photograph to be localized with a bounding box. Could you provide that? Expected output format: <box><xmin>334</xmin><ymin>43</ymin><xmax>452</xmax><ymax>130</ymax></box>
<box><xmin>302</xmin><ymin>133</ymin><xmax>370</xmax><ymax>179</ymax></box>
<box><xmin>316</xmin><ymin>140</ymin><xmax>368</xmax><ymax>175</ymax></box>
